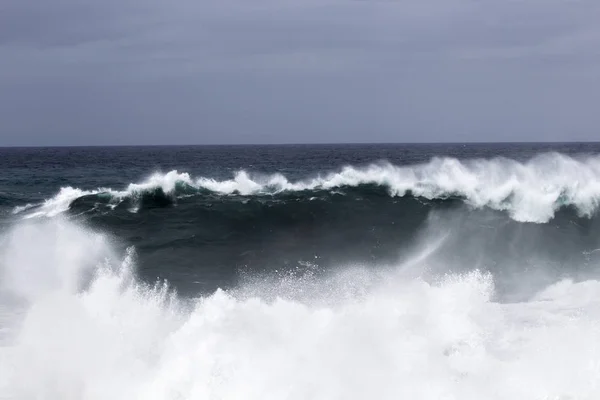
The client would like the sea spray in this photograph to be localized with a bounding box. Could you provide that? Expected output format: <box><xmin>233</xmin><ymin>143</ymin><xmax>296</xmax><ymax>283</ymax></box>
<box><xmin>1</xmin><ymin>219</ymin><xmax>600</xmax><ymax>399</ymax></box>
<box><xmin>15</xmin><ymin>152</ymin><xmax>600</xmax><ymax>223</ymax></box>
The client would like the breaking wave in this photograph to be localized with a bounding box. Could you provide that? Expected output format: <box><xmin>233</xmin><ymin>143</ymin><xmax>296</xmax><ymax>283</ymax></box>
<box><xmin>1</xmin><ymin>219</ymin><xmax>600</xmax><ymax>399</ymax></box>
<box><xmin>12</xmin><ymin>152</ymin><xmax>600</xmax><ymax>223</ymax></box>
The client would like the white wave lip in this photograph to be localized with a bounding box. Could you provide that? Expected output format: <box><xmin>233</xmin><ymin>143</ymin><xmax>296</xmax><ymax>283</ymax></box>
<box><xmin>16</xmin><ymin>152</ymin><xmax>600</xmax><ymax>223</ymax></box>
<box><xmin>2</xmin><ymin>220</ymin><xmax>600</xmax><ymax>399</ymax></box>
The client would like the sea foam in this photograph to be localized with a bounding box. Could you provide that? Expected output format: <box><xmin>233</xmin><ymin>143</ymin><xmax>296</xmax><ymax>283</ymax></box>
<box><xmin>14</xmin><ymin>152</ymin><xmax>600</xmax><ymax>222</ymax></box>
<box><xmin>1</xmin><ymin>219</ymin><xmax>600</xmax><ymax>399</ymax></box>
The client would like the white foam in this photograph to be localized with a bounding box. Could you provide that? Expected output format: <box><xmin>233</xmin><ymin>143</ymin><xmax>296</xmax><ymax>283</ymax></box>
<box><xmin>124</xmin><ymin>170</ymin><xmax>194</xmax><ymax>195</ymax></box>
<box><xmin>11</xmin><ymin>204</ymin><xmax>36</xmax><ymax>215</ymax></box>
<box><xmin>23</xmin><ymin>187</ymin><xmax>102</xmax><ymax>219</ymax></box>
<box><xmin>20</xmin><ymin>152</ymin><xmax>600</xmax><ymax>222</ymax></box>
<box><xmin>1</xmin><ymin>219</ymin><xmax>600</xmax><ymax>399</ymax></box>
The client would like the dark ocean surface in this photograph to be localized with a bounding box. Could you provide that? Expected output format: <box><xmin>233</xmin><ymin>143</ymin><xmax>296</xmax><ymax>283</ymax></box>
<box><xmin>2</xmin><ymin>143</ymin><xmax>600</xmax><ymax>399</ymax></box>
<box><xmin>2</xmin><ymin>143</ymin><xmax>600</xmax><ymax>295</ymax></box>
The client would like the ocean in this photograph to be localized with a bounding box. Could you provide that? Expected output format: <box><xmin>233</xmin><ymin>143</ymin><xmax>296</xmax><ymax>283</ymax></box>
<box><xmin>1</xmin><ymin>143</ymin><xmax>600</xmax><ymax>399</ymax></box>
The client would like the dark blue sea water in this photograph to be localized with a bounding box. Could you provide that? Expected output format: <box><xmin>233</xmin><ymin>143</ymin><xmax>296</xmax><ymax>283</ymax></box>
<box><xmin>2</xmin><ymin>143</ymin><xmax>600</xmax><ymax>294</ymax></box>
<box><xmin>2</xmin><ymin>143</ymin><xmax>600</xmax><ymax>398</ymax></box>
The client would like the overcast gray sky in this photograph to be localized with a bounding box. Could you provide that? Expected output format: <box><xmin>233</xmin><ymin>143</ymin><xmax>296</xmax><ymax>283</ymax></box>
<box><xmin>1</xmin><ymin>0</ymin><xmax>599</xmax><ymax>146</ymax></box>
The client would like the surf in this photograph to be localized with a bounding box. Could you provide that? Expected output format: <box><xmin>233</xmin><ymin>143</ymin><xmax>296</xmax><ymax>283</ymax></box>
<box><xmin>1</xmin><ymin>218</ymin><xmax>600</xmax><ymax>399</ymax></box>
<box><xmin>13</xmin><ymin>152</ymin><xmax>600</xmax><ymax>223</ymax></box>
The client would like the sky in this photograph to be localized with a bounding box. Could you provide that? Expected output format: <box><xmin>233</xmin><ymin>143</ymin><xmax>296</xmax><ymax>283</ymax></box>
<box><xmin>1</xmin><ymin>0</ymin><xmax>600</xmax><ymax>146</ymax></box>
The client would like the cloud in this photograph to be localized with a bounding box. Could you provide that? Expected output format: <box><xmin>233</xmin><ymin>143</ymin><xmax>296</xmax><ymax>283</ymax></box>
<box><xmin>0</xmin><ymin>0</ymin><xmax>131</xmax><ymax>47</ymax></box>
<box><xmin>1</xmin><ymin>0</ymin><xmax>600</xmax><ymax>145</ymax></box>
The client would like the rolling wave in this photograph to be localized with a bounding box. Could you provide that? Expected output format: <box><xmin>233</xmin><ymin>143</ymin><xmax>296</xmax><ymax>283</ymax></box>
<box><xmin>14</xmin><ymin>152</ymin><xmax>600</xmax><ymax>223</ymax></box>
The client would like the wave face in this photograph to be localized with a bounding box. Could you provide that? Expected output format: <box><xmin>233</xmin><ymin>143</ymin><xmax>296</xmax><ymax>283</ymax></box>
<box><xmin>14</xmin><ymin>152</ymin><xmax>600</xmax><ymax>223</ymax></box>
<box><xmin>8</xmin><ymin>151</ymin><xmax>600</xmax><ymax>296</ymax></box>
<box><xmin>3</xmin><ymin>145</ymin><xmax>600</xmax><ymax>399</ymax></box>
<box><xmin>1</xmin><ymin>219</ymin><xmax>600</xmax><ymax>399</ymax></box>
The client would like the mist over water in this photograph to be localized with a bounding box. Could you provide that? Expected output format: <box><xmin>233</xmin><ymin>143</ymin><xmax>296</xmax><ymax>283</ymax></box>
<box><xmin>1</xmin><ymin>145</ymin><xmax>600</xmax><ymax>399</ymax></box>
<box><xmin>1</xmin><ymin>217</ymin><xmax>600</xmax><ymax>399</ymax></box>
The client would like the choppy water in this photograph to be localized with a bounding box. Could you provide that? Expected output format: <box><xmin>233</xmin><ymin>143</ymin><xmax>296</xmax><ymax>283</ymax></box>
<box><xmin>2</xmin><ymin>143</ymin><xmax>600</xmax><ymax>399</ymax></box>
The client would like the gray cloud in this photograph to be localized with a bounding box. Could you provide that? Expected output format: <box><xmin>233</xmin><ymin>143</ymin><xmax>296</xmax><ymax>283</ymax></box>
<box><xmin>1</xmin><ymin>0</ymin><xmax>600</xmax><ymax>145</ymax></box>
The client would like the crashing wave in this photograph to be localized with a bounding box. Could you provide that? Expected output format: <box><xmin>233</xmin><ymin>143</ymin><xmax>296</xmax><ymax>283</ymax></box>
<box><xmin>2</xmin><ymin>219</ymin><xmax>600</xmax><ymax>398</ymax></box>
<box><xmin>14</xmin><ymin>152</ymin><xmax>600</xmax><ymax>223</ymax></box>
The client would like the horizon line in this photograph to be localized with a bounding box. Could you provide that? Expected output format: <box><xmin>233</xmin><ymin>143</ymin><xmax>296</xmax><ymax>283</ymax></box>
<box><xmin>1</xmin><ymin>140</ymin><xmax>600</xmax><ymax>149</ymax></box>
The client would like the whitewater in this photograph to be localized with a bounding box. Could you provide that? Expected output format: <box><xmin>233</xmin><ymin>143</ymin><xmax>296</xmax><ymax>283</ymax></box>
<box><xmin>0</xmin><ymin>217</ymin><xmax>599</xmax><ymax>399</ymax></box>
<box><xmin>2</xmin><ymin>146</ymin><xmax>600</xmax><ymax>399</ymax></box>
<box><xmin>16</xmin><ymin>152</ymin><xmax>600</xmax><ymax>223</ymax></box>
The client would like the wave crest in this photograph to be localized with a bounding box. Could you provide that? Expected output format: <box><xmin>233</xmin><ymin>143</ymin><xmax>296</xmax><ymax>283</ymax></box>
<box><xmin>15</xmin><ymin>152</ymin><xmax>600</xmax><ymax>223</ymax></box>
